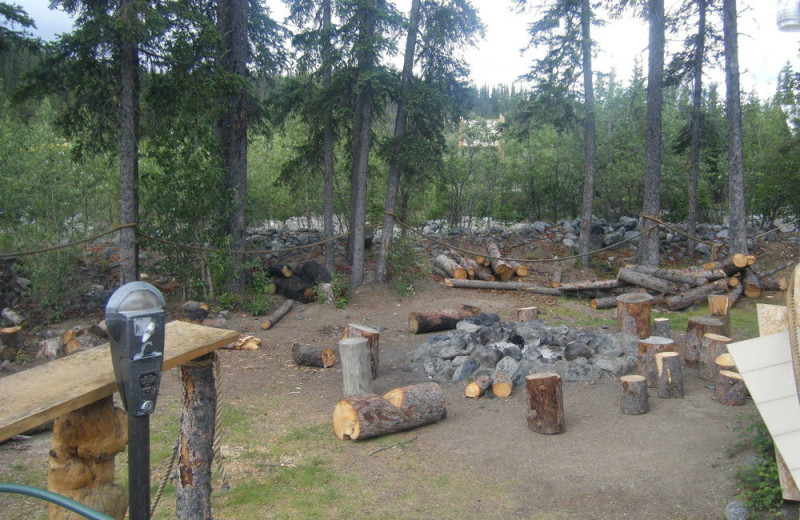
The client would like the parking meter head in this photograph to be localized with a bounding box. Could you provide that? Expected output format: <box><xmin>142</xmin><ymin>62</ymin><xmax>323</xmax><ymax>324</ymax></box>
<box><xmin>105</xmin><ymin>282</ymin><xmax>166</xmax><ymax>416</ymax></box>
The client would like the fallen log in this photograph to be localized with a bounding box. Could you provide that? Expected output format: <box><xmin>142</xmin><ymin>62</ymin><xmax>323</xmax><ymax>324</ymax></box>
<box><xmin>445</xmin><ymin>250</ymin><xmax>476</xmax><ymax>278</ymax></box>
<box><xmin>464</xmin><ymin>375</ymin><xmax>492</xmax><ymax>398</ymax></box>
<box><xmin>473</xmin><ymin>264</ymin><xmax>495</xmax><ymax>282</ymax></box>
<box><xmin>761</xmin><ymin>276</ymin><xmax>789</xmax><ymax>292</ymax></box>
<box><xmin>408</xmin><ymin>304</ymin><xmax>482</xmax><ymax>334</ymax></box>
<box><xmin>267</xmin><ymin>264</ymin><xmax>294</xmax><ymax>278</ymax></box>
<box><xmin>432</xmin><ymin>254</ymin><xmax>467</xmax><ymax>280</ymax></box>
<box><xmin>512</xmin><ymin>262</ymin><xmax>529</xmax><ymax>277</ymax></box>
<box><xmin>491</xmin><ymin>371</ymin><xmax>513</xmax><ymax>398</ymax></box>
<box><xmin>617</xmin><ymin>267</ymin><xmax>682</xmax><ymax>295</ymax></box>
<box><xmin>333</xmin><ymin>383</ymin><xmax>446</xmax><ymax>440</ymax></box>
<box><xmin>292</xmin><ymin>342</ymin><xmax>336</xmax><ymax>368</ymax></box>
<box><xmin>487</xmin><ymin>241</ymin><xmax>514</xmax><ymax>281</ymax></box>
<box><xmin>272</xmin><ymin>276</ymin><xmax>315</xmax><ymax>303</ymax></box>
<box><xmin>342</xmin><ymin>323</ymin><xmax>380</xmax><ymax>379</ymax></box>
<box><xmin>558</xmin><ymin>279</ymin><xmax>625</xmax><ymax>291</ymax></box>
<box><xmin>443</xmin><ymin>278</ymin><xmax>562</xmax><ymax>296</ymax></box>
<box><xmin>37</xmin><ymin>337</ymin><xmax>62</xmax><ymax>360</ymax></box>
<box><xmin>296</xmin><ymin>260</ymin><xmax>331</xmax><ymax>285</ymax></box>
<box><xmin>261</xmin><ymin>299</ymin><xmax>294</xmax><ymax>330</ymax></box>
<box><xmin>703</xmin><ymin>254</ymin><xmax>750</xmax><ymax>276</ymax></box>
<box><xmin>742</xmin><ymin>268</ymin><xmax>762</xmax><ymax>299</ymax></box>
<box><xmin>664</xmin><ymin>279</ymin><xmax>728</xmax><ymax>311</ymax></box>
<box><xmin>590</xmin><ymin>296</ymin><xmax>619</xmax><ymax>309</ymax></box>
<box><xmin>758</xmin><ymin>261</ymin><xmax>797</xmax><ymax>278</ymax></box>
<box><xmin>626</xmin><ymin>264</ymin><xmax>707</xmax><ymax>287</ymax></box>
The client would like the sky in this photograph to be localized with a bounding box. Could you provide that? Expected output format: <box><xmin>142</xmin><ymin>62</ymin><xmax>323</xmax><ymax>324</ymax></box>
<box><xmin>10</xmin><ymin>0</ymin><xmax>800</xmax><ymax>98</ymax></box>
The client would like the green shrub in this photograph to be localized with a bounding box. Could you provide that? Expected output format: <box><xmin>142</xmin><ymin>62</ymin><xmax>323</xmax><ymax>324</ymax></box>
<box><xmin>730</xmin><ymin>415</ymin><xmax>783</xmax><ymax>517</ymax></box>
<box><xmin>387</xmin><ymin>237</ymin><xmax>429</xmax><ymax>298</ymax></box>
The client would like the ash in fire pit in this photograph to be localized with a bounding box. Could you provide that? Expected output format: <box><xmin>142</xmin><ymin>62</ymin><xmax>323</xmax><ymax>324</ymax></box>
<box><xmin>409</xmin><ymin>313</ymin><xmax>641</xmax><ymax>386</ymax></box>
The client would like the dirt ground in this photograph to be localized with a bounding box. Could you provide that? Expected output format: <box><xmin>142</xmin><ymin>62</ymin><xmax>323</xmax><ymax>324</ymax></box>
<box><xmin>4</xmin><ymin>238</ymin><xmax>800</xmax><ymax>519</ymax></box>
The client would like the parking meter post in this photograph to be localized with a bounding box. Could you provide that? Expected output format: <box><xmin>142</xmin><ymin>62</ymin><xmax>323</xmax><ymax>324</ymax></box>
<box><xmin>128</xmin><ymin>415</ymin><xmax>150</xmax><ymax>520</ymax></box>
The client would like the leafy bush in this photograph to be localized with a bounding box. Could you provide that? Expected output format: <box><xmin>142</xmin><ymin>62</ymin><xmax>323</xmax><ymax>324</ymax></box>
<box><xmin>729</xmin><ymin>415</ymin><xmax>783</xmax><ymax>517</ymax></box>
<box><xmin>387</xmin><ymin>237</ymin><xmax>429</xmax><ymax>298</ymax></box>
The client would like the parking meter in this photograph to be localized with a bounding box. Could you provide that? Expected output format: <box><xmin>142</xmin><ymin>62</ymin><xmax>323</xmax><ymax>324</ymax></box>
<box><xmin>105</xmin><ymin>282</ymin><xmax>166</xmax><ymax>417</ymax></box>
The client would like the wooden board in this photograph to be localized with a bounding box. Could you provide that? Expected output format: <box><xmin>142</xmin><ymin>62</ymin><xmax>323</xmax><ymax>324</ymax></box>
<box><xmin>727</xmin><ymin>331</ymin><xmax>800</xmax><ymax>490</ymax></box>
<box><xmin>0</xmin><ymin>321</ymin><xmax>237</xmax><ymax>442</ymax></box>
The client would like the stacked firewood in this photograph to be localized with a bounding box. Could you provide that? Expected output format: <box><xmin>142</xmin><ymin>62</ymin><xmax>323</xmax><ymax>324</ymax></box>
<box><xmin>265</xmin><ymin>260</ymin><xmax>332</xmax><ymax>303</ymax></box>
<box><xmin>430</xmin><ymin>240</ymin><xmax>529</xmax><ymax>283</ymax></box>
<box><xmin>441</xmin><ymin>251</ymin><xmax>794</xmax><ymax>312</ymax></box>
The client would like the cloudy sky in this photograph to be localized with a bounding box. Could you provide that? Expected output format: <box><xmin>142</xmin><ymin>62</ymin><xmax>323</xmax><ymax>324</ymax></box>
<box><xmin>12</xmin><ymin>0</ymin><xmax>800</xmax><ymax>98</ymax></box>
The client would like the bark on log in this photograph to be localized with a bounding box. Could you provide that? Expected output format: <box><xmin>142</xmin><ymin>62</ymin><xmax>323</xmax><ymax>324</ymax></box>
<box><xmin>408</xmin><ymin>304</ymin><xmax>482</xmax><ymax>334</ymax></box>
<box><xmin>297</xmin><ymin>260</ymin><xmax>331</xmax><ymax>285</ymax></box>
<box><xmin>743</xmin><ymin>268</ymin><xmax>763</xmax><ymax>299</ymax></box>
<box><xmin>558</xmin><ymin>279</ymin><xmax>624</xmax><ymax>291</ymax></box>
<box><xmin>47</xmin><ymin>396</ymin><xmax>128</xmax><ymax>520</ymax></box>
<box><xmin>272</xmin><ymin>275</ymin><xmax>315</xmax><ymax>303</ymax></box>
<box><xmin>665</xmin><ymin>279</ymin><xmax>728</xmax><ymax>311</ymax></box>
<box><xmin>339</xmin><ymin>337</ymin><xmax>373</xmax><ymax>397</ymax></box>
<box><xmin>491</xmin><ymin>371</ymin><xmax>513</xmax><ymax>398</ymax></box>
<box><xmin>487</xmin><ymin>241</ymin><xmax>514</xmax><ymax>281</ymax></box>
<box><xmin>685</xmin><ymin>316</ymin><xmax>725</xmax><ymax>367</ymax></box>
<box><xmin>342</xmin><ymin>323</ymin><xmax>380</xmax><ymax>379</ymax></box>
<box><xmin>637</xmin><ymin>336</ymin><xmax>674</xmax><ymax>388</ymax></box>
<box><xmin>617</xmin><ymin>267</ymin><xmax>682</xmax><ymax>294</ymax></box>
<box><xmin>177</xmin><ymin>354</ymin><xmax>216</xmax><ymax>520</ymax></box>
<box><xmin>525</xmin><ymin>373</ymin><xmax>565</xmax><ymax>434</ymax></box>
<box><xmin>267</xmin><ymin>264</ymin><xmax>293</xmax><ymax>278</ymax></box>
<box><xmin>383</xmin><ymin>382</ymin><xmax>446</xmax><ymax>419</ymax></box>
<box><xmin>465</xmin><ymin>375</ymin><xmax>493</xmax><ymax>398</ymax></box>
<box><xmin>432</xmin><ymin>254</ymin><xmax>468</xmax><ymax>280</ymax></box>
<box><xmin>655</xmin><ymin>351</ymin><xmax>684</xmax><ymax>398</ymax></box>
<box><xmin>551</xmin><ymin>267</ymin><xmax>562</xmax><ymax>288</ymax></box>
<box><xmin>443</xmin><ymin>278</ymin><xmax>562</xmax><ymax>295</ymax></box>
<box><xmin>728</xmin><ymin>284</ymin><xmax>744</xmax><ymax>306</ymax></box>
<box><xmin>261</xmin><ymin>299</ymin><xmax>293</xmax><ymax>330</ymax></box>
<box><xmin>703</xmin><ymin>254</ymin><xmax>750</xmax><ymax>276</ymax></box>
<box><xmin>652</xmin><ymin>317</ymin><xmax>671</xmax><ymax>339</ymax></box>
<box><xmin>0</xmin><ymin>326</ymin><xmax>21</xmax><ymax>361</ymax></box>
<box><xmin>707</xmin><ymin>294</ymin><xmax>732</xmax><ymax>336</ymax></box>
<box><xmin>182</xmin><ymin>301</ymin><xmax>209</xmax><ymax>322</ymax></box>
<box><xmin>445</xmin><ymin>250</ymin><xmax>475</xmax><ymax>278</ymax></box>
<box><xmin>616</xmin><ymin>293</ymin><xmax>654</xmax><ymax>339</ymax></box>
<box><xmin>516</xmin><ymin>307</ymin><xmax>539</xmax><ymax>321</ymax></box>
<box><xmin>620</xmin><ymin>374</ymin><xmax>650</xmax><ymax>414</ymax></box>
<box><xmin>627</xmin><ymin>264</ymin><xmax>707</xmax><ymax>287</ymax></box>
<box><xmin>333</xmin><ymin>385</ymin><xmax>446</xmax><ymax>440</ymax></box>
<box><xmin>699</xmin><ymin>333</ymin><xmax>732</xmax><ymax>382</ymax></box>
<box><xmin>591</xmin><ymin>296</ymin><xmax>619</xmax><ymax>309</ymax></box>
<box><xmin>761</xmin><ymin>276</ymin><xmax>789</xmax><ymax>292</ymax></box>
<box><xmin>1</xmin><ymin>307</ymin><xmax>27</xmax><ymax>327</ymax></box>
<box><xmin>292</xmin><ymin>343</ymin><xmax>336</xmax><ymax>368</ymax></box>
<box><xmin>473</xmin><ymin>263</ymin><xmax>495</xmax><ymax>282</ymax></box>
<box><xmin>714</xmin><ymin>370</ymin><xmax>746</xmax><ymax>405</ymax></box>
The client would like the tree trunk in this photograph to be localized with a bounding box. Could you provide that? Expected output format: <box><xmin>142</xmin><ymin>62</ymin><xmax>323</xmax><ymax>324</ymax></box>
<box><xmin>322</xmin><ymin>0</ymin><xmax>335</xmax><ymax>274</ymax></box>
<box><xmin>637</xmin><ymin>0</ymin><xmax>665</xmax><ymax>266</ymax></box>
<box><xmin>339</xmin><ymin>337</ymin><xmax>373</xmax><ymax>397</ymax></box>
<box><xmin>176</xmin><ymin>355</ymin><xmax>216</xmax><ymax>520</ymax></box>
<box><xmin>526</xmin><ymin>373</ymin><xmax>565</xmax><ymax>434</ymax></box>
<box><xmin>616</xmin><ymin>292</ymin><xmax>654</xmax><ymax>339</ymax></box>
<box><xmin>578</xmin><ymin>0</ymin><xmax>597</xmax><ymax>268</ymax></box>
<box><xmin>687</xmin><ymin>0</ymin><xmax>706</xmax><ymax>259</ymax></box>
<box><xmin>292</xmin><ymin>343</ymin><xmax>336</xmax><ymax>368</ymax></box>
<box><xmin>655</xmin><ymin>351</ymin><xmax>684</xmax><ymax>398</ymax></box>
<box><xmin>723</xmin><ymin>0</ymin><xmax>748</xmax><ymax>255</ymax></box>
<box><xmin>620</xmin><ymin>374</ymin><xmax>650</xmax><ymax>414</ymax></box>
<box><xmin>408</xmin><ymin>304</ymin><xmax>481</xmax><ymax>334</ymax></box>
<box><xmin>376</xmin><ymin>0</ymin><xmax>421</xmax><ymax>283</ymax></box>
<box><xmin>118</xmin><ymin>0</ymin><xmax>140</xmax><ymax>285</ymax></box>
<box><xmin>217</xmin><ymin>0</ymin><xmax>249</xmax><ymax>292</ymax></box>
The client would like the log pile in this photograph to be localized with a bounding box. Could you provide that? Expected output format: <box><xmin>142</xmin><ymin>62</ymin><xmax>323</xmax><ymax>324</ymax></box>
<box><xmin>430</xmin><ymin>241</ymin><xmax>530</xmax><ymax>283</ymax></box>
<box><xmin>442</xmin><ymin>252</ymin><xmax>789</xmax><ymax>313</ymax></box>
<box><xmin>265</xmin><ymin>260</ymin><xmax>333</xmax><ymax>303</ymax></box>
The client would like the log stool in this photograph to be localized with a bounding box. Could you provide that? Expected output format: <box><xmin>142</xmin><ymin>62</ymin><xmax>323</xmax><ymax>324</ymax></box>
<box><xmin>698</xmin><ymin>333</ymin><xmax>732</xmax><ymax>381</ymax></box>
<box><xmin>339</xmin><ymin>337</ymin><xmax>373</xmax><ymax>397</ymax></box>
<box><xmin>714</xmin><ymin>370</ymin><xmax>747</xmax><ymax>405</ymax></box>
<box><xmin>525</xmin><ymin>373</ymin><xmax>565</xmax><ymax>434</ymax></box>
<box><xmin>342</xmin><ymin>323</ymin><xmax>380</xmax><ymax>379</ymax></box>
<box><xmin>620</xmin><ymin>375</ymin><xmax>649</xmax><ymax>415</ymax></box>
<box><xmin>707</xmin><ymin>294</ymin><xmax>732</xmax><ymax>337</ymax></box>
<box><xmin>652</xmin><ymin>317</ymin><xmax>671</xmax><ymax>339</ymax></box>
<box><xmin>616</xmin><ymin>293</ymin><xmax>654</xmax><ymax>339</ymax></box>
<box><xmin>684</xmin><ymin>316</ymin><xmax>725</xmax><ymax>368</ymax></box>
<box><xmin>655</xmin><ymin>351</ymin><xmax>684</xmax><ymax>398</ymax></box>
<box><xmin>637</xmin><ymin>336</ymin><xmax>674</xmax><ymax>388</ymax></box>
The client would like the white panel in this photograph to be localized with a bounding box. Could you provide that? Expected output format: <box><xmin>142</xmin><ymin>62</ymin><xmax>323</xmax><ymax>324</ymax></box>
<box><xmin>742</xmin><ymin>364</ymin><xmax>798</xmax><ymax>405</ymax></box>
<box><xmin>756</xmin><ymin>396</ymin><xmax>800</xmax><ymax>437</ymax></box>
<box><xmin>728</xmin><ymin>331</ymin><xmax>792</xmax><ymax>371</ymax></box>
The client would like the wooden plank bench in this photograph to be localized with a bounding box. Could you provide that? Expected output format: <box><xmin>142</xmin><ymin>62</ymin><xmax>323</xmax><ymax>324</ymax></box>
<box><xmin>0</xmin><ymin>320</ymin><xmax>237</xmax><ymax>520</ymax></box>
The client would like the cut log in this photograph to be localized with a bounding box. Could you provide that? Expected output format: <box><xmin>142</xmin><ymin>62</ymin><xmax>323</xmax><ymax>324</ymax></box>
<box><xmin>37</xmin><ymin>337</ymin><xmax>62</xmax><ymax>360</ymax></box>
<box><xmin>516</xmin><ymin>306</ymin><xmax>539</xmax><ymax>321</ymax></box>
<box><xmin>296</xmin><ymin>260</ymin><xmax>331</xmax><ymax>285</ymax></box>
<box><xmin>342</xmin><ymin>323</ymin><xmax>380</xmax><ymax>379</ymax></box>
<box><xmin>473</xmin><ymin>263</ymin><xmax>495</xmax><ymax>282</ymax></box>
<box><xmin>637</xmin><ymin>336</ymin><xmax>674</xmax><ymax>388</ymax></box>
<box><xmin>513</xmin><ymin>262</ymin><xmax>529</xmax><ymax>277</ymax></box>
<box><xmin>339</xmin><ymin>337</ymin><xmax>373</xmax><ymax>397</ymax></box>
<box><xmin>617</xmin><ymin>267</ymin><xmax>682</xmax><ymax>295</ymax></box>
<box><xmin>742</xmin><ymin>268</ymin><xmax>763</xmax><ymax>299</ymax></box>
<box><xmin>0</xmin><ymin>326</ymin><xmax>21</xmax><ymax>361</ymax></box>
<box><xmin>703</xmin><ymin>254</ymin><xmax>750</xmax><ymax>276</ymax></box>
<box><xmin>47</xmin><ymin>396</ymin><xmax>128</xmax><ymax>520</ymax></box>
<box><xmin>261</xmin><ymin>299</ymin><xmax>293</xmax><ymax>330</ymax></box>
<box><xmin>627</xmin><ymin>264</ymin><xmax>707</xmax><ymax>287</ymax></box>
<box><xmin>620</xmin><ymin>374</ymin><xmax>650</xmax><ymax>415</ymax></box>
<box><xmin>182</xmin><ymin>301</ymin><xmax>210</xmax><ymax>322</ymax></box>
<box><xmin>558</xmin><ymin>279</ymin><xmax>624</xmax><ymax>291</ymax></box>
<box><xmin>761</xmin><ymin>276</ymin><xmax>789</xmax><ymax>292</ymax></box>
<box><xmin>487</xmin><ymin>241</ymin><xmax>514</xmax><ymax>281</ymax></box>
<box><xmin>699</xmin><ymin>333</ymin><xmax>732</xmax><ymax>382</ymax></box>
<box><xmin>616</xmin><ymin>293</ymin><xmax>654</xmax><ymax>339</ymax></box>
<box><xmin>655</xmin><ymin>351</ymin><xmax>684</xmax><ymax>398</ymax></box>
<box><xmin>432</xmin><ymin>254</ymin><xmax>467</xmax><ymax>280</ymax></box>
<box><xmin>491</xmin><ymin>371</ymin><xmax>513</xmax><ymax>398</ymax></box>
<box><xmin>684</xmin><ymin>316</ymin><xmax>725</xmax><ymax>367</ymax></box>
<box><xmin>408</xmin><ymin>304</ymin><xmax>482</xmax><ymax>334</ymax></box>
<box><xmin>63</xmin><ymin>338</ymin><xmax>82</xmax><ymax>356</ymax></box>
<box><xmin>728</xmin><ymin>284</ymin><xmax>744</xmax><ymax>306</ymax></box>
<box><xmin>1</xmin><ymin>307</ymin><xmax>27</xmax><ymax>327</ymax></box>
<box><xmin>445</xmin><ymin>250</ymin><xmax>476</xmax><ymax>278</ymax></box>
<box><xmin>525</xmin><ymin>373</ymin><xmax>565</xmax><ymax>434</ymax></box>
<box><xmin>715</xmin><ymin>353</ymin><xmax>737</xmax><ymax>373</ymax></box>
<box><xmin>272</xmin><ymin>276</ymin><xmax>315</xmax><ymax>303</ymax></box>
<box><xmin>707</xmin><ymin>294</ymin><xmax>732</xmax><ymax>336</ymax></box>
<box><xmin>652</xmin><ymin>317</ymin><xmax>671</xmax><ymax>339</ymax></box>
<box><xmin>292</xmin><ymin>343</ymin><xmax>336</xmax><ymax>368</ymax></box>
<box><xmin>714</xmin><ymin>370</ymin><xmax>746</xmax><ymax>405</ymax></box>
<box><xmin>591</xmin><ymin>296</ymin><xmax>619</xmax><ymax>309</ymax></box>
<box><xmin>665</xmin><ymin>279</ymin><xmax>728</xmax><ymax>311</ymax></box>
<box><xmin>267</xmin><ymin>264</ymin><xmax>294</xmax><ymax>278</ymax></box>
<box><xmin>465</xmin><ymin>375</ymin><xmax>493</xmax><ymax>398</ymax></box>
<box><xmin>333</xmin><ymin>386</ymin><xmax>446</xmax><ymax>441</ymax></box>
<box><xmin>383</xmin><ymin>382</ymin><xmax>446</xmax><ymax>418</ymax></box>
<box><xmin>443</xmin><ymin>278</ymin><xmax>562</xmax><ymax>295</ymax></box>
<box><xmin>551</xmin><ymin>267</ymin><xmax>562</xmax><ymax>288</ymax></box>
<box><xmin>728</xmin><ymin>274</ymin><xmax>741</xmax><ymax>287</ymax></box>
